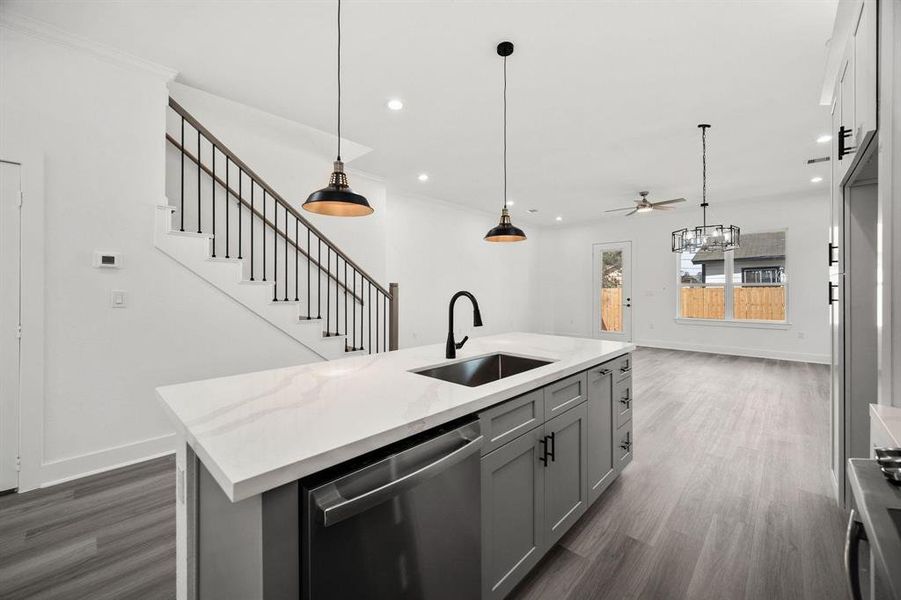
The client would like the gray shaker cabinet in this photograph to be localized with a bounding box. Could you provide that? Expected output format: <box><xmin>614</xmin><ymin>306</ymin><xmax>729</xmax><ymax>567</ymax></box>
<box><xmin>481</xmin><ymin>427</ymin><xmax>546</xmax><ymax>600</ymax></box>
<box><xmin>543</xmin><ymin>402</ymin><xmax>589</xmax><ymax>547</ymax></box>
<box><xmin>586</xmin><ymin>366</ymin><xmax>616</xmax><ymax>506</ymax></box>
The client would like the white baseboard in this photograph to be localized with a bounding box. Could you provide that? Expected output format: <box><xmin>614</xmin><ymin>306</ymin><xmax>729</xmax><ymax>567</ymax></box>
<box><xmin>35</xmin><ymin>432</ymin><xmax>176</xmax><ymax>490</ymax></box>
<box><xmin>634</xmin><ymin>338</ymin><xmax>830</xmax><ymax>365</ymax></box>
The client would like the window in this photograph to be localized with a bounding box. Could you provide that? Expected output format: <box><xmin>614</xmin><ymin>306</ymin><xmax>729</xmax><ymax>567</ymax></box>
<box><xmin>677</xmin><ymin>231</ymin><xmax>787</xmax><ymax>322</ymax></box>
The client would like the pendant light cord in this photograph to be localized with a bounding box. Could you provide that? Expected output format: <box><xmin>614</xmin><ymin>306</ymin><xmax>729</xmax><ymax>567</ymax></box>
<box><xmin>336</xmin><ymin>0</ymin><xmax>342</xmax><ymax>161</ymax></box>
<box><xmin>503</xmin><ymin>55</ymin><xmax>507</xmax><ymax>210</ymax></box>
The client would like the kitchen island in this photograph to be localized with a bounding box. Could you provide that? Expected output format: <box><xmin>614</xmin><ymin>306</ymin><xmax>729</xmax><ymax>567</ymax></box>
<box><xmin>157</xmin><ymin>332</ymin><xmax>634</xmax><ymax>600</ymax></box>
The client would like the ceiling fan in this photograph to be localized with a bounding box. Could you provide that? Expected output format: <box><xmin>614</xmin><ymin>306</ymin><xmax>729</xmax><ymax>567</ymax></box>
<box><xmin>605</xmin><ymin>191</ymin><xmax>686</xmax><ymax>216</ymax></box>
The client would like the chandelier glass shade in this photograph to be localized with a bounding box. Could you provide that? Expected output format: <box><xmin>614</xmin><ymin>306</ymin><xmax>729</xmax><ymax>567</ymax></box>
<box><xmin>671</xmin><ymin>124</ymin><xmax>739</xmax><ymax>253</ymax></box>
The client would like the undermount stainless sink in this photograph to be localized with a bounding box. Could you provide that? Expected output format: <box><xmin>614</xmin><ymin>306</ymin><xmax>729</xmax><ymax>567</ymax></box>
<box><xmin>412</xmin><ymin>353</ymin><xmax>553</xmax><ymax>387</ymax></box>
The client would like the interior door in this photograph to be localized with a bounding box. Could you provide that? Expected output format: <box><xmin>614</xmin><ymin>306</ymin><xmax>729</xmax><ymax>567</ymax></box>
<box><xmin>0</xmin><ymin>161</ymin><xmax>22</xmax><ymax>493</ymax></box>
<box><xmin>592</xmin><ymin>242</ymin><xmax>632</xmax><ymax>342</ymax></box>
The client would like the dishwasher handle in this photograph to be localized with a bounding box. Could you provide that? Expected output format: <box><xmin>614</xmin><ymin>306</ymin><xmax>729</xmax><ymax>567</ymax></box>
<box><xmin>315</xmin><ymin>432</ymin><xmax>483</xmax><ymax>527</ymax></box>
<box><xmin>845</xmin><ymin>509</ymin><xmax>868</xmax><ymax>600</ymax></box>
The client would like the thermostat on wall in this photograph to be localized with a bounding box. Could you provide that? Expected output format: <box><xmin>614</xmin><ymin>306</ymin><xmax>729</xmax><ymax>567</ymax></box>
<box><xmin>93</xmin><ymin>251</ymin><xmax>122</xmax><ymax>268</ymax></box>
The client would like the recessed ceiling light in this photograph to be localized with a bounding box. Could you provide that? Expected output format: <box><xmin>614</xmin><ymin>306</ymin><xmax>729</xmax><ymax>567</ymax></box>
<box><xmin>811</xmin><ymin>176</ymin><xmax>823</xmax><ymax>183</ymax></box>
<box><xmin>816</xmin><ymin>134</ymin><xmax>832</xmax><ymax>144</ymax></box>
<box><xmin>555</xmin><ymin>216</ymin><xmax>563</xmax><ymax>222</ymax></box>
<box><xmin>387</xmin><ymin>99</ymin><xmax>404</xmax><ymax>111</ymax></box>
<box><xmin>417</xmin><ymin>173</ymin><xmax>429</xmax><ymax>182</ymax></box>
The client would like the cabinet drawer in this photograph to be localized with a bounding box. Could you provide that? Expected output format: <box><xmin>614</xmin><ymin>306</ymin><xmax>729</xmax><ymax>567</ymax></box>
<box><xmin>543</xmin><ymin>373</ymin><xmax>587</xmax><ymax>420</ymax></box>
<box><xmin>614</xmin><ymin>421</ymin><xmax>633</xmax><ymax>472</ymax></box>
<box><xmin>479</xmin><ymin>389</ymin><xmax>543</xmax><ymax>456</ymax></box>
<box><xmin>613</xmin><ymin>377</ymin><xmax>633</xmax><ymax>429</ymax></box>
<box><xmin>611</xmin><ymin>353</ymin><xmax>633</xmax><ymax>381</ymax></box>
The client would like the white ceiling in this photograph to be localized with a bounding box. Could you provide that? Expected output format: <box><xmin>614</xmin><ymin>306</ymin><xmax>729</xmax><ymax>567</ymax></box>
<box><xmin>4</xmin><ymin>0</ymin><xmax>837</xmax><ymax>226</ymax></box>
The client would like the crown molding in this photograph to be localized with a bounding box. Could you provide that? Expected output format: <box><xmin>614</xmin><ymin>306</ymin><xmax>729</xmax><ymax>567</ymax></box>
<box><xmin>0</xmin><ymin>11</ymin><xmax>178</xmax><ymax>81</ymax></box>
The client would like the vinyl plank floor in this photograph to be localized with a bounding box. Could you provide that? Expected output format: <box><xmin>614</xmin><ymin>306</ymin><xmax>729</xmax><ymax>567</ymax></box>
<box><xmin>510</xmin><ymin>348</ymin><xmax>847</xmax><ymax>600</ymax></box>
<box><xmin>0</xmin><ymin>348</ymin><xmax>845</xmax><ymax>600</ymax></box>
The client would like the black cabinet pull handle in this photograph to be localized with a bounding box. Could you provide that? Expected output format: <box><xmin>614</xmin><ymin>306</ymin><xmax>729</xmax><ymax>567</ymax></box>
<box><xmin>547</xmin><ymin>432</ymin><xmax>556</xmax><ymax>463</ymax></box>
<box><xmin>538</xmin><ymin>437</ymin><xmax>548</xmax><ymax>466</ymax></box>
<box><xmin>828</xmin><ymin>242</ymin><xmax>838</xmax><ymax>266</ymax></box>
<box><xmin>838</xmin><ymin>125</ymin><xmax>855</xmax><ymax>160</ymax></box>
<box><xmin>828</xmin><ymin>282</ymin><xmax>838</xmax><ymax>305</ymax></box>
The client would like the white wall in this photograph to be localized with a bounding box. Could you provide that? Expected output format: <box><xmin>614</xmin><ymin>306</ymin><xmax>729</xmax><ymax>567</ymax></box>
<box><xmin>387</xmin><ymin>194</ymin><xmax>541</xmax><ymax>348</ymax></box>
<box><xmin>0</xmin><ymin>29</ymin><xmax>322</xmax><ymax>490</ymax></box>
<box><xmin>538</xmin><ymin>193</ymin><xmax>831</xmax><ymax>363</ymax></box>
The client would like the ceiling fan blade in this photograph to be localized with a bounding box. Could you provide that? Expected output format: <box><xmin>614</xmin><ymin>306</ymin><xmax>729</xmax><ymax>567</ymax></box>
<box><xmin>625</xmin><ymin>208</ymin><xmax>639</xmax><ymax>216</ymax></box>
<box><xmin>605</xmin><ymin>207</ymin><xmax>638</xmax><ymax>213</ymax></box>
<box><xmin>651</xmin><ymin>198</ymin><xmax>686</xmax><ymax>207</ymax></box>
<box><xmin>653</xmin><ymin>205</ymin><xmax>675</xmax><ymax>210</ymax></box>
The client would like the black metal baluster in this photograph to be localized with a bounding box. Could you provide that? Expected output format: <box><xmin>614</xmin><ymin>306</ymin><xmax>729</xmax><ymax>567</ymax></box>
<box><xmin>383</xmin><ymin>293</ymin><xmax>387</xmax><ymax>352</ymax></box>
<box><xmin>344</xmin><ymin>261</ymin><xmax>348</xmax><ymax>340</ymax></box>
<box><xmin>317</xmin><ymin>239</ymin><xmax>322</xmax><ymax>320</ymax></box>
<box><xmin>375</xmin><ymin>290</ymin><xmax>379</xmax><ymax>353</ymax></box>
<box><xmin>250</xmin><ymin>179</ymin><xmax>251</xmax><ymax>281</ymax></box>
<box><xmin>368</xmin><ymin>281</ymin><xmax>372</xmax><ymax>354</ymax></box>
<box><xmin>294</xmin><ymin>218</ymin><xmax>298</xmax><ymax>302</ymax></box>
<box><xmin>285</xmin><ymin>207</ymin><xmax>289</xmax><ymax>302</ymax></box>
<box><xmin>335</xmin><ymin>254</ymin><xmax>339</xmax><ymax>339</ymax></box>
<box><xmin>211</xmin><ymin>146</ymin><xmax>216</xmax><ymax>257</ymax></box>
<box><xmin>273</xmin><ymin>190</ymin><xmax>278</xmax><ymax>301</ymax></box>
<box><xmin>326</xmin><ymin>248</ymin><xmax>331</xmax><ymax>335</ymax></box>
<box><xmin>352</xmin><ymin>269</ymin><xmax>356</xmax><ymax>350</ymax></box>
<box><xmin>225</xmin><ymin>157</ymin><xmax>230</xmax><ymax>258</ymax></box>
<box><xmin>197</xmin><ymin>130</ymin><xmax>201</xmax><ymax>234</ymax></box>
<box><xmin>180</xmin><ymin>117</ymin><xmax>185</xmax><ymax>231</ymax></box>
<box><xmin>261</xmin><ymin>186</ymin><xmax>266</xmax><ymax>281</ymax></box>
<box><xmin>238</xmin><ymin>172</ymin><xmax>243</xmax><ymax>261</ymax></box>
<box><xmin>307</xmin><ymin>229</ymin><xmax>311</xmax><ymax>319</ymax></box>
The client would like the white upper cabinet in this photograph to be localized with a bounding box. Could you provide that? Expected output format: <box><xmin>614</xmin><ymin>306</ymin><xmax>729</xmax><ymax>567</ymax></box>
<box><xmin>828</xmin><ymin>0</ymin><xmax>878</xmax><ymax>184</ymax></box>
<box><xmin>852</xmin><ymin>0</ymin><xmax>877</xmax><ymax>141</ymax></box>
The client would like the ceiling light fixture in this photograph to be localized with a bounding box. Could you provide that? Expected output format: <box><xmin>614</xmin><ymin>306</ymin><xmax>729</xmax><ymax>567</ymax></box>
<box><xmin>811</xmin><ymin>176</ymin><xmax>823</xmax><ymax>183</ymax></box>
<box><xmin>636</xmin><ymin>206</ymin><xmax>653</xmax><ymax>214</ymax></box>
<box><xmin>555</xmin><ymin>216</ymin><xmax>563</xmax><ymax>222</ymax></box>
<box><xmin>817</xmin><ymin>134</ymin><xmax>832</xmax><ymax>144</ymax></box>
<box><xmin>303</xmin><ymin>0</ymin><xmax>373</xmax><ymax>217</ymax></box>
<box><xmin>485</xmin><ymin>41</ymin><xmax>526</xmax><ymax>243</ymax></box>
<box><xmin>672</xmin><ymin>124</ymin><xmax>740</xmax><ymax>253</ymax></box>
<box><xmin>418</xmin><ymin>173</ymin><xmax>429</xmax><ymax>182</ymax></box>
<box><xmin>387</xmin><ymin>98</ymin><xmax>404</xmax><ymax>111</ymax></box>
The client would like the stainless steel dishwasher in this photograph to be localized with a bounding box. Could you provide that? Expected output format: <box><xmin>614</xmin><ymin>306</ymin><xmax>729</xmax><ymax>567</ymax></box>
<box><xmin>301</xmin><ymin>418</ymin><xmax>483</xmax><ymax>600</ymax></box>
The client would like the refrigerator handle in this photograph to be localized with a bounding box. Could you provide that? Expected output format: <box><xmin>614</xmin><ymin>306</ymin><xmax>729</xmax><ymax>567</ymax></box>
<box><xmin>315</xmin><ymin>433</ymin><xmax>483</xmax><ymax>527</ymax></box>
<box><xmin>844</xmin><ymin>509</ymin><xmax>867</xmax><ymax>600</ymax></box>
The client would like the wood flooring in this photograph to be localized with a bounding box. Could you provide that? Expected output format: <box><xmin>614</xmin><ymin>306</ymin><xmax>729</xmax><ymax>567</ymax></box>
<box><xmin>511</xmin><ymin>348</ymin><xmax>848</xmax><ymax>600</ymax></box>
<box><xmin>0</xmin><ymin>348</ymin><xmax>847</xmax><ymax>599</ymax></box>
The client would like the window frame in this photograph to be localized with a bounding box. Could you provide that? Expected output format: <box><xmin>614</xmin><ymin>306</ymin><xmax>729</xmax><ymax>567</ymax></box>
<box><xmin>674</xmin><ymin>228</ymin><xmax>790</xmax><ymax>327</ymax></box>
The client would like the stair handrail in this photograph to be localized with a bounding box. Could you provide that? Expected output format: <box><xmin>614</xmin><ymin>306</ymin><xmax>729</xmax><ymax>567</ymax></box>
<box><xmin>168</xmin><ymin>97</ymin><xmax>392</xmax><ymax>300</ymax></box>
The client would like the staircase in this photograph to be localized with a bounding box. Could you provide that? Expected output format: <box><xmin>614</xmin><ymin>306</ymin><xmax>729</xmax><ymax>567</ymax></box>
<box><xmin>156</xmin><ymin>98</ymin><xmax>397</xmax><ymax>361</ymax></box>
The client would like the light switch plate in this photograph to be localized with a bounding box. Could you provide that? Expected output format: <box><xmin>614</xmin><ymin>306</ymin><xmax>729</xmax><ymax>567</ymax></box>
<box><xmin>110</xmin><ymin>290</ymin><xmax>127</xmax><ymax>308</ymax></box>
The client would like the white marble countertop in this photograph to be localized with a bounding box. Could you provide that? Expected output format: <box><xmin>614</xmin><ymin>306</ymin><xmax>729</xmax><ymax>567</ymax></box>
<box><xmin>871</xmin><ymin>404</ymin><xmax>901</xmax><ymax>447</ymax></box>
<box><xmin>156</xmin><ymin>332</ymin><xmax>633</xmax><ymax>502</ymax></box>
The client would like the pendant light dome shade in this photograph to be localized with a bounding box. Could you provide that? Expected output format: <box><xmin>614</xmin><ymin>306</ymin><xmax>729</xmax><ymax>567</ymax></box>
<box><xmin>484</xmin><ymin>41</ymin><xmax>526</xmax><ymax>243</ymax></box>
<box><xmin>485</xmin><ymin>208</ymin><xmax>527</xmax><ymax>242</ymax></box>
<box><xmin>304</xmin><ymin>160</ymin><xmax>373</xmax><ymax>216</ymax></box>
<box><xmin>302</xmin><ymin>0</ymin><xmax>372</xmax><ymax>217</ymax></box>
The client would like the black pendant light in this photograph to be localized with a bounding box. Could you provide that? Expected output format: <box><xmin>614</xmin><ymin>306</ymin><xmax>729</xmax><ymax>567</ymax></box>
<box><xmin>671</xmin><ymin>124</ymin><xmax>740</xmax><ymax>253</ymax></box>
<box><xmin>485</xmin><ymin>41</ymin><xmax>526</xmax><ymax>243</ymax></box>
<box><xmin>303</xmin><ymin>0</ymin><xmax>373</xmax><ymax>217</ymax></box>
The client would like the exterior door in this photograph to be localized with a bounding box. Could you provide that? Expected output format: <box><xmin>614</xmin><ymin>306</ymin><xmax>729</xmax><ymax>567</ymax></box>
<box><xmin>593</xmin><ymin>242</ymin><xmax>632</xmax><ymax>342</ymax></box>
<box><xmin>0</xmin><ymin>161</ymin><xmax>21</xmax><ymax>493</ymax></box>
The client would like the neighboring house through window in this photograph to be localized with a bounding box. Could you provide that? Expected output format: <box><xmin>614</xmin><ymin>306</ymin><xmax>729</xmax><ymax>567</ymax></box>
<box><xmin>677</xmin><ymin>230</ymin><xmax>787</xmax><ymax>322</ymax></box>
